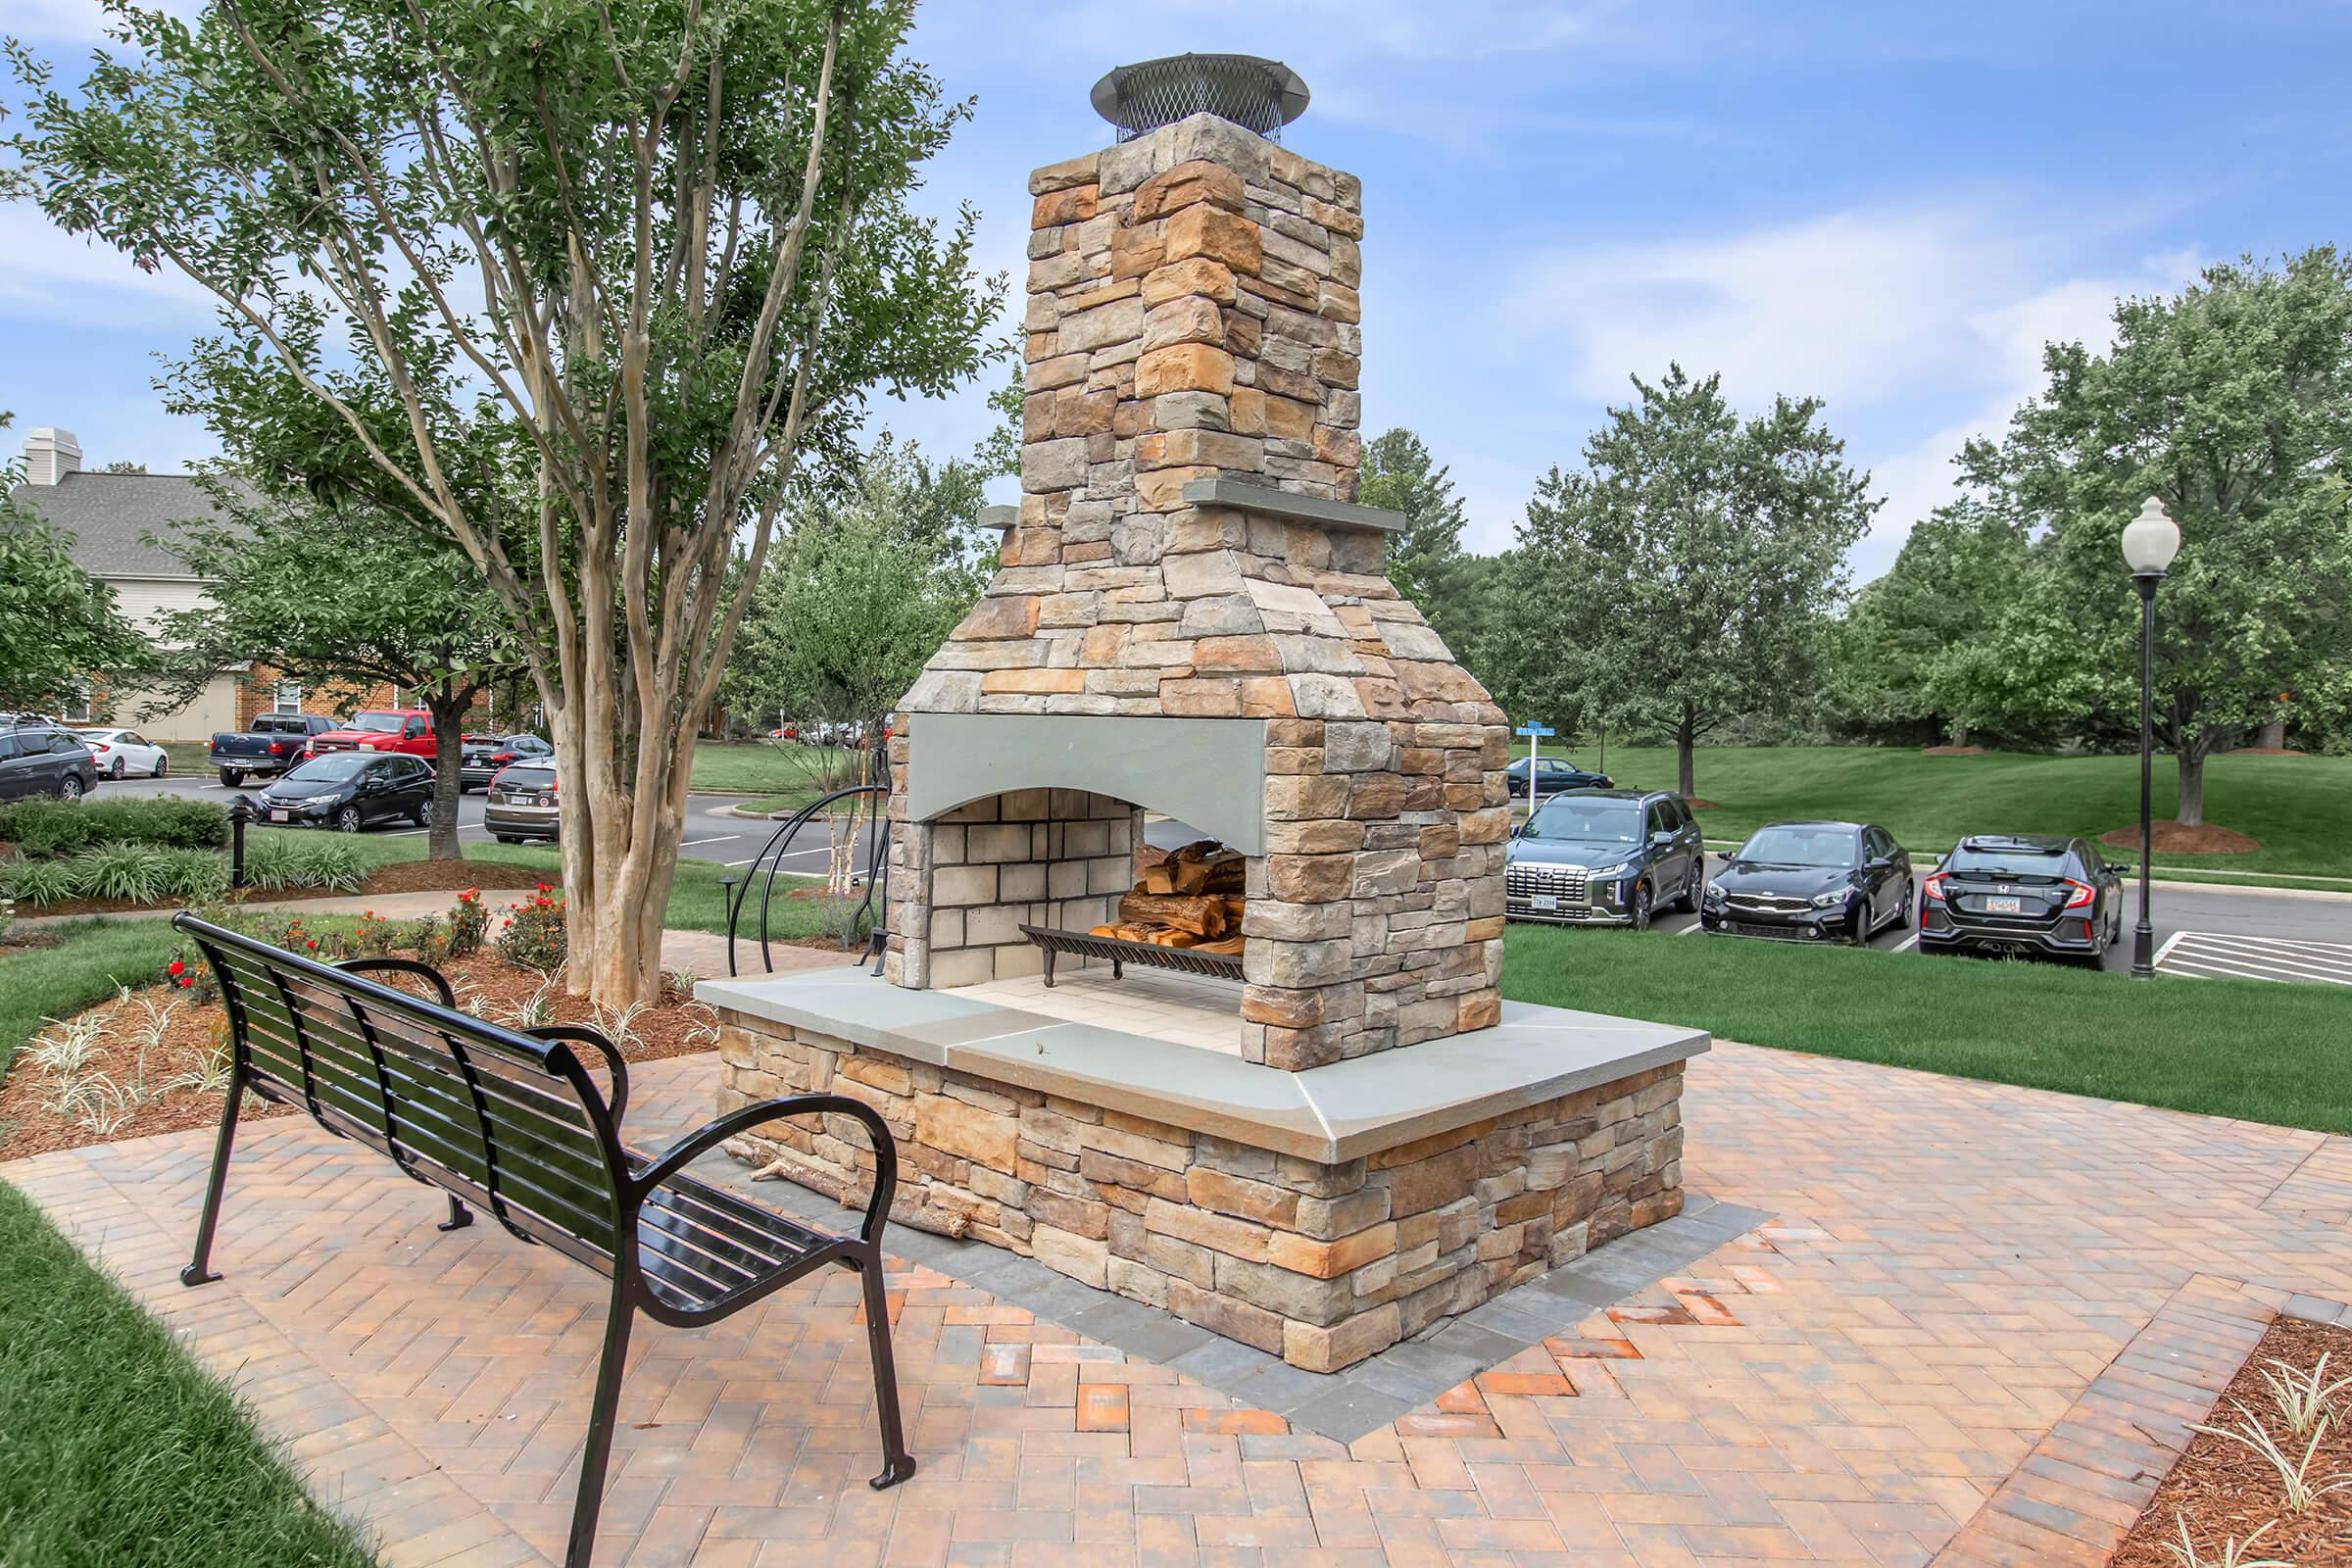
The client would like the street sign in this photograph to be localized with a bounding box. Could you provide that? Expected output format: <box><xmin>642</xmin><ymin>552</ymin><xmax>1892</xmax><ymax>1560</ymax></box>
<box><xmin>1515</xmin><ymin>722</ymin><xmax>1553</xmax><ymax>737</ymax></box>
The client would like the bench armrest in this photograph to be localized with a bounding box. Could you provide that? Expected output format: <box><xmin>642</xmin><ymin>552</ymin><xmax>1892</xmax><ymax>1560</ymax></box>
<box><xmin>631</xmin><ymin>1095</ymin><xmax>898</xmax><ymax>1247</ymax></box>
<box><xmin>525</xmin><ymin>1024</ymin><xmax>630</xmax><ymax>1126</ymax></box>
<box><xmin>335</xmin><ymin>957</ymin><xmax>457</xmax><ymax>1008</ymax></box>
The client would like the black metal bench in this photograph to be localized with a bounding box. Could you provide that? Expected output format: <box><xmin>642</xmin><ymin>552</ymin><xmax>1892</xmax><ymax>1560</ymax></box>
<box><xmin>1018</xmin><ymin>922</ymin><xmax>1245</xmax><ymax>987</ymax></box>
<box><xmin>171</xmin><ymin>914</ymin><xmax>913</xmax><ymax>1568</ymax></box>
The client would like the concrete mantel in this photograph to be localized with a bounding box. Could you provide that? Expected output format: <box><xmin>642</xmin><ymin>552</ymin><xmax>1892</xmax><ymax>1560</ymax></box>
<box><xmin>698</xmin><ymin>968</ymin><xmax>1709</xmax><ymax>1163</ymax></box>
<box><xmin>1178</xmin><ymin>477</ymin><xmax>1406</xmax><ymax>535</ymax></box>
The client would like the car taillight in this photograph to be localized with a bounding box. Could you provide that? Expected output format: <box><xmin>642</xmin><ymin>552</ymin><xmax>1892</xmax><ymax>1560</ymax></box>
<box><xmin>2062</xmin><ymin>880</ymin><xmax>2095</xmax><ymax>908</ymax></box>
<box><xmin>493</xmin><ymin>752</ymin><xmax>514</xmax><ymax>762</ymax></box>
<box><xmin>1921</xmin><ymin>872</ymin><xmax>1947</xmax><ymax>902</ymax></box>
<box><xmin>91</xmin><ymin>743</ymin><xmax>109</xmax><ymax>753</ymax></box>
<box><xmin>268</xmin><ymin>740</ymin><xmax>282</xmax><ymax>755</ymax></box>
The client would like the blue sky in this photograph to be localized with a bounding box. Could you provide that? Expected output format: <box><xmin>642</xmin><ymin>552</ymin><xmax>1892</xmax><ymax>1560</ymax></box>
<box><xmin>3</xmin><ymin>0</ymin><xmax>2342</xmax><ymax>581</ymax></box>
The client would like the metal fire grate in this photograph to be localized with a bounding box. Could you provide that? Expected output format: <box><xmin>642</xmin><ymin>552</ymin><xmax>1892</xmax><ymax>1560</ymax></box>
<box><xmin>1019</xmin><ymin>923</ymin><xmax>1244</xmax><ymax>987</ymax></box>
<box><xmin>1090</xmin><ymin>54</ymin><xmax>1309</xmax><ymax>142</ymax></box>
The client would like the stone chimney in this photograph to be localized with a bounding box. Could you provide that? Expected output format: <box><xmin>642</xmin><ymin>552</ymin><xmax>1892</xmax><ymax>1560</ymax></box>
<box><xmin>886</xmin><ymin>107</ymin><xmax>1508</xmax><ymax>1070</ymax></box>
<box><xmin>24</xmin><ymin>427</ymin><xmax>81</xmax><ymax>486</ymax></box>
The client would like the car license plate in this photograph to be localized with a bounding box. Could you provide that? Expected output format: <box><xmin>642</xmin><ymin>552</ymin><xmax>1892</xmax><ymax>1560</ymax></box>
<box><xmin>270</xmin><ymin>808</ymin><xmax>290</xmax><ymax>823</ymax></box>
<box><xmin>1984</xmin><ymin>895</ymin><xmax>2023</xmax><ymax>914</ymax></box>
<box><xmin>1531</xmin><ymin>894</ymin><xmax>1559</xmax><ymax>911</ymax></box>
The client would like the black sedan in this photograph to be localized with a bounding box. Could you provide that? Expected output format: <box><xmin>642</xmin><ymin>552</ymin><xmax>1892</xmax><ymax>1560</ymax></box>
<box><xmin>1918</xmin><ymin>834</ymin><xmax>2126</xmax><ymax>962</ymax></box>
<box><xmin>460</xmin><ymin>732</ymin><xmax>553</xmax><ymax>790</ymax></box>
<box><xmin>256</xmin><ymin>753</ymin><xmax>436</xmax><ymax>833</ymax></box>
<box><xmin>1504</xmin><ymin>756</ymin><xmax>1613</xmax><ymax>798</ymax></box>
<box><xmin>1699</xmin><ymin>820</ymin><xmax>1912</xmax><ymax>945</ymax></box>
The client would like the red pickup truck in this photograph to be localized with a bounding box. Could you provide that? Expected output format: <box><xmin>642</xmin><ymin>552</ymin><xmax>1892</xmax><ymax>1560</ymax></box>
<box><xmin>305</xmin><ymin>708</ymin><xmax>438</xmax><ymax>760</ymax></box>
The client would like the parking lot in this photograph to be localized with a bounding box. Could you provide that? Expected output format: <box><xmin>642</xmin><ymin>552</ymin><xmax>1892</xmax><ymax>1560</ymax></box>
<box><xmin>88</xmin><ymin>769</ymin><xmax>852</xmax><ymax>870</ymax></box>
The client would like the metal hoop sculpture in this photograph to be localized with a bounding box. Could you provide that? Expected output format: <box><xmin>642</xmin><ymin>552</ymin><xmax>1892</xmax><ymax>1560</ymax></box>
<box><xmin>723</xmin><ymin>781</ymin><xmax>891</xmax><ymax>978</ymax></box>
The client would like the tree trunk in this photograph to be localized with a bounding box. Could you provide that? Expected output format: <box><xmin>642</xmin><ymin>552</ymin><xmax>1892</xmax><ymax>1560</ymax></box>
<box><xmin>2176</xmin><ymin>745</ymin><xmax>2207</xmax><ymax>828</ymax></box>
<box><xmin>2257</xmin><ymin>718</ymin><xmax>2286</xmax><ymax>750</ymax></box>
<box><xmin>1949</xmin><ymin>719</ymin><xmax>1971</xmax><ymax>748</ymax></box>
<box><xmin>548</xmin><ymin>697</ymin><xmax>696</xmax><ymax>1007</ymax></box>
<box><xmin>1676</xmin><ymin>711</ymin><xmax>1697</xmax><ymax>799</ymax></box>
<box><xmin>424</xmin><ymin>690</ymin><xmax>471</xmax><ymax>861</ymax></box>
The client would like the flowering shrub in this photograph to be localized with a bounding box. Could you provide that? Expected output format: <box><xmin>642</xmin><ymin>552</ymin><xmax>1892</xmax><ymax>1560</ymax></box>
<box><xmin>497</xmin><ymin>885</ymin><xmax>567</xmax><ymax>973</ymax></box>
<box><xmin>163</xmin><ymin>949</ymin><xmax>220</xmax><ymax>1005</ymax></box>
<box><xmin>352</xmin><ymin>910</ymin><xmax>399</xmax><ymax>959</ymax></box>
<box><xmin>409</xmin><ymin>917</ymin><xmax>453</xmax><ymax>968</ymax></box>
<box><xmin>447</xmin><ymin>889</ymin><xmax>488</xmax><ymax>957</ymax></box>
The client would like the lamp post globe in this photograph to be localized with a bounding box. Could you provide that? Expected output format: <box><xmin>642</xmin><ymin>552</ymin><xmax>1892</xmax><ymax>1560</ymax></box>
<box><xmin>2123</xmin><ymin>496</ymin><xmax>2178</xmax><ymax>980</ymax></box>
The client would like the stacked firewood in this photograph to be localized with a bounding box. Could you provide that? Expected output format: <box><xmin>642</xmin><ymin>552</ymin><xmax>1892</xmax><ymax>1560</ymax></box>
<box><xmin>1088</xmin><ymin>839</ymin><xmax>1247</xmax><ymax>956</ymax></box>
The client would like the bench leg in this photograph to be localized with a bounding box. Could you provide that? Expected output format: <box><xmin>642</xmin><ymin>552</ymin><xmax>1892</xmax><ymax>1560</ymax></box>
<box><xmin>858</xmin><ymin>1250</ymin><xmax>917</xmax><ymax>1491</ymax></box>
<box><xmin>1042</xmin><ymin>947</ymin><xmax>1056</xmax><ymax>988</ymax></box>
<box><xmin>564</xmin><ymin>1285</ymin><xmax>635</xmax><ymax>1568</ymax></box>
<box><xmin>438</xmin><ymin>1194</ymin><xmax>474</xmax><ymax>1232</ymax></box>
<box><xmin>180</xmin><ymin>1071</ymin><xmax>245</xmax><ymax>1287</ymax></box>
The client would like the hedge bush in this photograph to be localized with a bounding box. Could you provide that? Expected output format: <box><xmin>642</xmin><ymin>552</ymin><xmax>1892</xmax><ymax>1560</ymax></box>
<box><xmin>0</xmin><ymin>833</ymin><xmax>365</xmax><ymax>906</ymax></box>
<box><xmin>0</xmin><ymin>797</ymin><xmax>227</xmax><ymax>856</ymax></box>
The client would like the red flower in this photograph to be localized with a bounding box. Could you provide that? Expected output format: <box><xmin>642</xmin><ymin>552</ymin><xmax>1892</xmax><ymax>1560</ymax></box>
<box><xmin>306</xmin><ymin>939</ymin><xmax>318</xmax><ymax>950</ymax></box>
<box><xmin>167</xmin><ymin>959</ymin><xmax>184</xmax><ymax>977</ymax></box>
<box><xmin>176</xmin><ymin>977</ymin><xmax>192</xmax><ymax>988</ymax></box>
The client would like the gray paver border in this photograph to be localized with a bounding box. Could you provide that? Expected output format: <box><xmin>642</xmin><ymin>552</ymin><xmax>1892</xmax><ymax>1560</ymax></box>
<box><xmin>689</xmin><ymin>1149</ymin><xmax>1769</xmax><ymax>1444</ymax></box>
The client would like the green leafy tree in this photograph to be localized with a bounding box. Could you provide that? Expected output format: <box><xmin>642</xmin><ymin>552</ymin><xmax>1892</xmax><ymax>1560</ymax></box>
<box><xmin>161</xmin><ymin>492</ymin><xmax>515</xmax><ymax>860</ymax></box>
<box><xmin>8</xmin><ymin>0</ymin><xmax>1001</xmax><ymax>1003</ymax></box>
<box><xmin>1515</xmin><ymin>366</ymin><xmax>1876</xmax><ymax>798</ymax></box>
<box><xmin>1827</xmin><ymin>500</ymin><xmax>2037</xmax><ymax>746</ymax></box>
<box><xmin>0</xmin><ymin>417</ymin><xmax>146</xmax><ymax>713</ymax></box>
<box><xmin>722</xmin><ymin>442</ymin><xmax>988</xmax><ymax>740</ymax></box>
<box><xmin>1359</xmin><ymin>427</ymin><xmax>1469</xmax><ymax>625</ymax></box>
<box><xmin>1958</xmin><ymin>250</ymin><xmax>2352</xmax><ymax>824</ymax></box>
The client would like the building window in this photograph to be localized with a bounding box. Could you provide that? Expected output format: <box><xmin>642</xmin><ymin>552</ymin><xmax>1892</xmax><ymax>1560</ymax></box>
<box><xmin>273</xmin><ymin>680</ymin><xmax>303</xmax><ymax>714</ymax></box>
<box><xmin>61</xmin><ymin>684</ymin><xmax>93</xmax><ymax>724</ymax></box>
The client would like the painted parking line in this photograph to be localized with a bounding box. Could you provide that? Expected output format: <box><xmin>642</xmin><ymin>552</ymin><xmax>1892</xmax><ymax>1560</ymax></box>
<box><xmin>1676</xmin><ymin>921</ymin><xmax>1704</xmax><ymax>937</ymax></box>
<box><xmin>1890</xmin><ymin>932</ymin><xmax>1920</xmax><ymax>952</ymax></box>
<box><xmin>2156</xmin><ymin>930</ymin><xmax>2352</xmax><ymax>987</ymax></box>
<box><xmin>677</xmin><ymin>836</ymin><xmax>739</xmax><ymax>849</ymax></box>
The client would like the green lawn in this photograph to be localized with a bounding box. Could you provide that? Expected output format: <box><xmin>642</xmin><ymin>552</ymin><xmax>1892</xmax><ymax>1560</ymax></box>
<box><xmin>1503</xmin><ymin>923</ymin><xmax>2352</xmax><ymax>1135</ymax></box>
<box><xmin>0</xmin><ymin>920</ymin><xmax>378</xmax><ymax>1568</ymax></box>
<box><xmin>1545</xmin><ymin>744</ymin><xmax>2352</xmax><ymax>879</ymax></box>
<box><xmin>688</xmin><ymin>739</ymin><xmax>875</xmax><ymax>796</ymax></box>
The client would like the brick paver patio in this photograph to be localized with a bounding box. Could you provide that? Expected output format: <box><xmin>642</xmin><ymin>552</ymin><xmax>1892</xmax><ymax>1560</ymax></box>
<box><xmin>9</xmin><ymin>1037</ymin><xmax>2351</xmax><ymax>1566</ymax></box>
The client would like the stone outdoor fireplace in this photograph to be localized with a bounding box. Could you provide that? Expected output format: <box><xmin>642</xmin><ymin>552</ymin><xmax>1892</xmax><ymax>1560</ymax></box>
<box><xmin>702</xmin><ymin>58</ymin><xmax>1705</xmax><ymax>1373</ymax></box>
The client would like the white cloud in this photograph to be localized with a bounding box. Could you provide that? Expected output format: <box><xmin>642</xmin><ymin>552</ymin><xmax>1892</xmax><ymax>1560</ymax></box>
<box><xmin>0</xmin><ymin>204</ymin><xmax>220</xmax><ymax>325</ymax></box>
<box><xmin>1500</xmin><ymin>204</ymin><xmax>2202</xmax><ymax>575</ymax></box>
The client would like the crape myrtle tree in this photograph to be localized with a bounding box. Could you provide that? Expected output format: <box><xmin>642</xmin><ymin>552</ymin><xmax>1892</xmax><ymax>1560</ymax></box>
<box><xmin>1516</xmin><ymin>366</ymin><xmax>1876</xmax><ymax>798</ymax></box>
<box><xmin>160</xmin><ymin>487</ymin><xmax>515</xmax><ymax>860</ymax></box>
<box><xmin>7</xmin><ymin>1</ymin><xmax>1000</xmax><ymax>1004</ymax></box>
<box><xmin>0</xmin><ymin>419</ymin><xmax>148</xmax><ymax>714</ymax></box>
<box><xmin>1956</xmin><ymin>250</ymin><xmax>2352</xmax><ymax>826</ymax></box>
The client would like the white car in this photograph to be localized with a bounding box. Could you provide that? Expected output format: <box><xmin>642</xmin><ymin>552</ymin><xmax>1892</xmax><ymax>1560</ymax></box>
<box><xmin>75</xmin><ymin>727</ymin><xmax>170</xmax><ymax>779</ymax></box>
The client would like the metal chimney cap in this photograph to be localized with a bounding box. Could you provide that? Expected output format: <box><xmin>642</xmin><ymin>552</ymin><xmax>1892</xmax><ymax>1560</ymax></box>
<box><xmin>1090</xmin><ymin>54</ymin><xmax>1310</xmax><ymax>143</ymax></box>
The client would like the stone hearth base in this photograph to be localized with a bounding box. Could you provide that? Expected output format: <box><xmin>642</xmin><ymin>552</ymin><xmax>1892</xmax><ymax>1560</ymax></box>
<box><xmin>702</xmin><ymin>969</ymin><xmax>1703</xmax><ymax>1371</ymax></box>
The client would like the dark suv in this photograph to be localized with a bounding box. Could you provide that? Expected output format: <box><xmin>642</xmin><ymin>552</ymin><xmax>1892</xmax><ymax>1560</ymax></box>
<box><xmin>1503</xmin><ymin>756</ymin><xmax>1613</xmax><ymax>798</ymax></box>
<box><xmin>0</xmin><ymin>717</ymin><xmax>101</xmax><ymax>801</ymax></box>
<box><xmin>1919</xmin><ymin>834</ymin><xmax>2126</xmax><ymax>962</ymax></box>
<box><xmin>1504</xmin><ymin>789</ymin><xmax>1706</xmax><ymax>929</ymax></box>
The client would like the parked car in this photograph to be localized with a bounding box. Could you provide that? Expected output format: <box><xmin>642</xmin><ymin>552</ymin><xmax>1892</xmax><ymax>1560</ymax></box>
<box><xmin>306</xmin><ymin>708</ymin><xmax>438</xmax><ymax>760</ymax></box>
<box><xmin>0</xmin><ymin>717</ymin><xmax>101</xmax><ymax>801</ymax></box>
<box><xmin>1918</xmin><ymin>833</ymin><xmax>2126</xmax><ymax>963</ymax></box>
<box><xmin>254</xmin><ymin>752</ymin><xmax>436</xmax><ymax>833</ymax></box>
<box><xmin>1700</xmin><ymin>820</ymin><xmax>1912</xmax><ymax>945</ymax></box>
<box><xmin>459</xmin><ymin>732</ymin><xmax>553</xmax><ymax>791</ymax></box>
<box><xmin>1504</xmin><ymin>788</ymin><xmax>1705</xmax><ymax>929</ymax></box>
<box><xmin>75</xmin><ymin>727</ymin><xmax>170</xmax><ymax>779</ymax></box>
<box><xmin>210</xmin><ymin>711</ymin><xmax>341</xmax><ymax>786</ymax></box>
<box><xmin>483</xmin><ymin>760</ymin><xmax>560</xmax><ymax>843</ymax></box>
<box><xmin>1503</xmin><ymin>756</ymin><xmax>1613</xmax><ymax>798</ymax></box>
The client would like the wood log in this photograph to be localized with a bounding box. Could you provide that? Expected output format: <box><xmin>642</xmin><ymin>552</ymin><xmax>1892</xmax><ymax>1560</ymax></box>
<box><xmin>1194</xmin><ymin>935</ymin><xmax>1246</xmax><ymax>956</ymax></box>
<box><xmin>1118</xmin><ymin>892</ymin><xmax>1227</xmax><ymax>936</ymax></box>
<box><xmin>1147</xmin><ymin>928</ymin><xmax>1199</xmax><ymax>947</ymax></box>
<box><xmin>1170</xmin><ymin>852</ymin><xmax>1244</xmax><ymax>895</ymax></box>
<box><xmin>1170</xmin><ymin>838</ymin><xmax>1224</xmax><ymax>864</ymax></box>
<box><xmin>1138</xmin><ymin>866</ymin><xmax>1177</xmax><ymax>895</ymax></box>
<box><xmin>1089</xmin><ymin>924</ymin><xmax>1122</xmax><ymax>939</ymax></box>
<box><xmin>1134</xmin><ymin>844</ymin><xmax>1172</xmax><ymax>874</ymax></box>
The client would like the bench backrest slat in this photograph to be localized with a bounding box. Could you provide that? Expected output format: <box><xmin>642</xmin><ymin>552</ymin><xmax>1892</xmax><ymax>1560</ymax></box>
<box><xmin>182</xmin><ymin>918</ymin><xmax>627</xmax><ymax>1266</ymax></box>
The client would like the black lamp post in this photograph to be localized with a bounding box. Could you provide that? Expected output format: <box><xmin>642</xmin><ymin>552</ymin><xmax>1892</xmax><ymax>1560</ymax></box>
<box><xmin>2121</xmin><ymin>496</ymin><xmax>2180</xmax><ymax>980</ymax></box>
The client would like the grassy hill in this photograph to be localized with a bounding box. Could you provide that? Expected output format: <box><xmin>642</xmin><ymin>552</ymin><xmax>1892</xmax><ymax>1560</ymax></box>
<box><xmin>1533</xmin><ymin>744</ymin><xmax>2350</xmax><ymax>879</ymax></box>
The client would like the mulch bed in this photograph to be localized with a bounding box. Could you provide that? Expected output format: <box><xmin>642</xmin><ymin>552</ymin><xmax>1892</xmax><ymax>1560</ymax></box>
<box><xmin>1922</xmin><ymin>744</ymin><xmax>1986</xmax><ymax>756</ymax></box>
<box><xmin>2112</xmin><ymin>1314</ymin><xmax>2352</xmax><ymax>1566</ymax></box>
<box><xmin>0</xmin><ymin>953</ymin><xmax>716</xmax><ymax>1162</ymax></box>
<box><xmin>2099</xmin><ymin>820</ymin><xmax>2265</xmax><ymax>856</ymax></box>
<box><xmin>15</xmin><ymin>858</ymin><xmax>556</xmax><ymax>920</ymax></box>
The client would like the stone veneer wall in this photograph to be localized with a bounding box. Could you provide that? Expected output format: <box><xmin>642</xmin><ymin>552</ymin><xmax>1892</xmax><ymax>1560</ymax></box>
<box><xmin>903</xmin><ymin>788</ymin><xmax>1139</xmax><ymax>990</ymax></box>
<box><xmin>887</xmin><ymin>111</ymin><xmax>1509</xmax><ymax>1068</ymax></box>
<box><xmin>716</xmin><ymin>1017</ymin><xmax>1688</xmax><ymax>1372</ymax></box>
